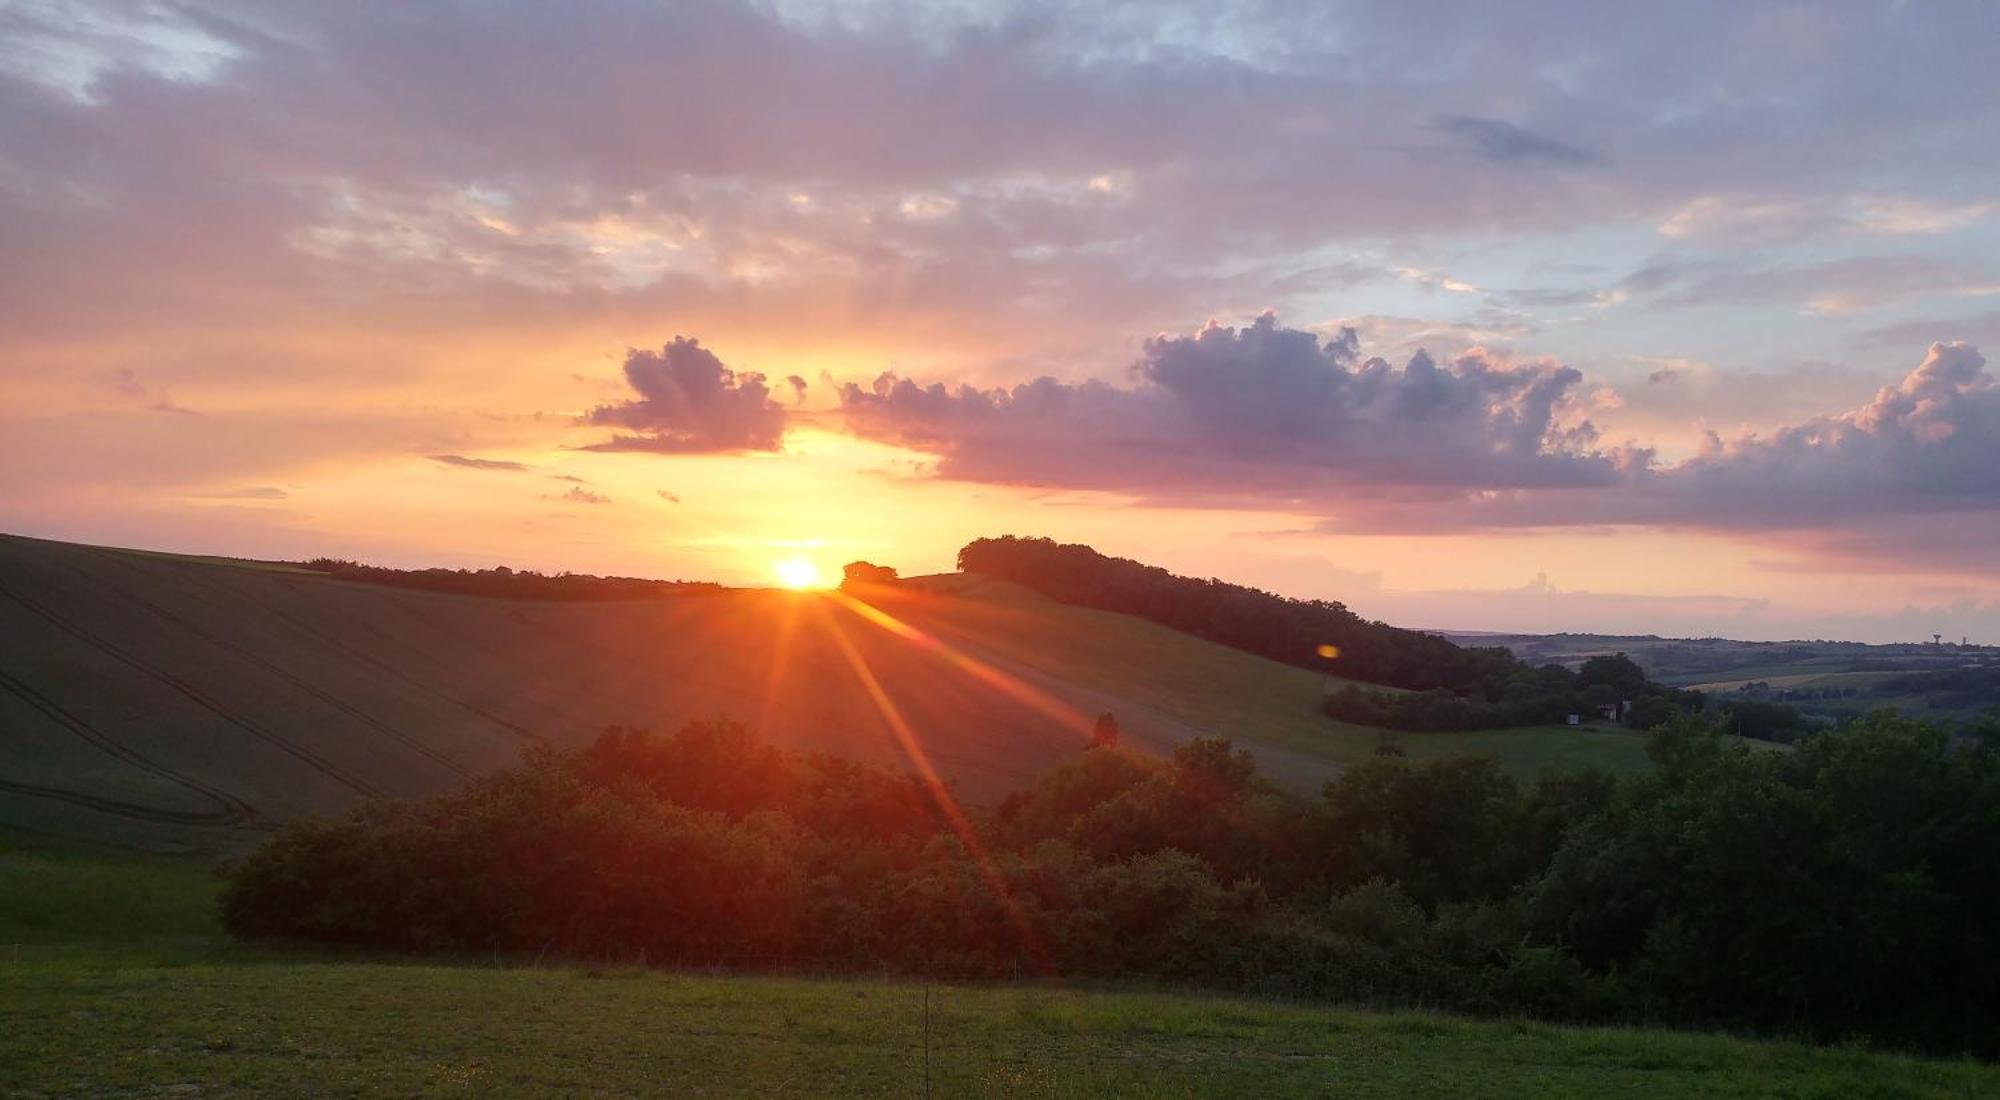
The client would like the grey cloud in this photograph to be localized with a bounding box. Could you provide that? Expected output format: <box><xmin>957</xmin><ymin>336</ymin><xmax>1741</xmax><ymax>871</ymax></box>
<box><xmin>581</xmin><ymin>338</ymin><xmax>787</xmax><ymax>454</ymax></box>
<box><xmin>838</xmin><ymin>313</ymin><xmax>1620</xmax><ymax>498</ymax></box>
<box><xmin>198</xmin><ymin>485</ymin><xmax>287</xmax><ymax>500</ymax></box>
<box><xmin>1432</xmin><ymin>116</ymin><xmax>1603</xmax><ymax>166</ymax></box>
<box><xmin>546</xmin><ymin>485</ymin><xmax>611</xmax><ymax>505</ymax></box>
<box><xmin>431</xmin><ymin>454</ymin><xmax>531</xmax><ymax>472</ymax></box>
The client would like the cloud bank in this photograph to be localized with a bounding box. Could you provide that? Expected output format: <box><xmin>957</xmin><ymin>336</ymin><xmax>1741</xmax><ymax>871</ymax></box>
<box><xmin>838</xmin><ymin>318</ymin><xmax>2000</xmax><ymax>568</ymax></box>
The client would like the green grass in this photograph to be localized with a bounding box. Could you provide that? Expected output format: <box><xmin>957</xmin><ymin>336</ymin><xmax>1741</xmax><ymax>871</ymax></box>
<box><xmin>891</xmin><ymin>576</ymin><xmax>1657</xmax><ymax>781</ymax></box>
<box><xmin>5</xmin><ymin>837</ymin><xmax>1997</xmax><ymax>1098</ymax></box>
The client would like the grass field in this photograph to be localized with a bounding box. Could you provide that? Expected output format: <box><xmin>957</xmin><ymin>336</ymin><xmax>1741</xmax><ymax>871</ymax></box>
<box><xmin>4</xmin><ymin>838</ymin><xmax>1994</xmax><ymax>1099</ymax></box>
<box><xmin>0</xmin><ymin>534</ymin><xmax>1654</xmax><ymax>852</ymax></box>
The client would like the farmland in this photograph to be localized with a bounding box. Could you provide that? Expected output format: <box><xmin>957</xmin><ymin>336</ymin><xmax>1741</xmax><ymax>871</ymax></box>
<box><xmin>0</xmin><ymin>534</ymin><xmax>1650</xmax><ymax>852</ymax></box>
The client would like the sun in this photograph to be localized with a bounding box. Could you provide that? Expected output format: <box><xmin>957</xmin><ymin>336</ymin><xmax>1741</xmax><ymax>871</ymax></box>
<box><xmin>773</xmin><ymin>557</ymin><xmax>827</xmax><ymax>590</ymax></box>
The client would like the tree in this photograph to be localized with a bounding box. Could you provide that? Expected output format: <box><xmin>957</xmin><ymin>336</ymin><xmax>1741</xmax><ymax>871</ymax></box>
<box><xmin>839</xmin><ymin>561</ymin><xmax>899</xmax><ymax>591</ymax></box>
<box><xmin>1092</xmin><ymin>711</ymin><xmax>1121</xmax><ymax>748</ymax></box>
<box><xmin>1577</xmin><ymin>652</ymin><xmax>1647</xmax><ymax>698</ymax></box>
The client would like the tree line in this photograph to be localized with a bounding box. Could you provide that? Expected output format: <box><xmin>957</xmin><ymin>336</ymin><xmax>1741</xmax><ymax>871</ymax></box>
<box><xmin>957</xmin><ymin>536</ymin><xmax>1527</xmax><ymax>691</ymax></box>
<box><xmin>296</xmin><ymin>558</ymin><xmax>720</xmax><ymax>601</ymax></box>
<box><xmin>957</xmin><ymin>537</ymin><xmax>1730</xmax><ymax>733</ymax></box>
<box><xmin>224</xmin><ymin>712</ymin><xmax>2000</xmax><ymax>1056</ymax></box>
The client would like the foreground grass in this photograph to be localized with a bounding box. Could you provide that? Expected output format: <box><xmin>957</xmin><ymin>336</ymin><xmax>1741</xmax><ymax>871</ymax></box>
<box><xmin>5</xmin><ymin>838</ymin><xmax>1995</xmax><ymax>1098</ymax></box>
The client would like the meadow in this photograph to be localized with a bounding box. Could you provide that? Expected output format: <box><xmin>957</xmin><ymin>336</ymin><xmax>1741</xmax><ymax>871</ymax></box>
<box><xmin>5</xmin><ymin>837</ymin><xmax>1994</xmax><ymax>1099</ymax></box>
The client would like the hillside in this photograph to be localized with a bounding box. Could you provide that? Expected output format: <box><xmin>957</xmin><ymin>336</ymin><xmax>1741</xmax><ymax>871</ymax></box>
<box><xmin>1454</xmin><ymin>630</ymin><xmax>2000</xmax><ymax>730</ymax></box>
<box><xmin>0</xmin><ymin>534</ymin><xmax>1651</xmax><ymax>852</ymax></box>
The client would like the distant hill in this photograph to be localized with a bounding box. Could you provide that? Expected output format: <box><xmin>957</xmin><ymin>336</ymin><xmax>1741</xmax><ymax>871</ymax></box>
<box><xmin>1450</xmin><ymin>630</ymin><xmax>2000</xmax><ymax>729</ymax></box>
<box><xmin>0</xmin><ymin>534</ymin><xmax>1653</xmax><ymax>853</ymax></box>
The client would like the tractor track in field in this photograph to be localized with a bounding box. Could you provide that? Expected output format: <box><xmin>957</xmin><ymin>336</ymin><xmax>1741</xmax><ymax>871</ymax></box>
<box><xmin>0</xmin><ymin>666</ymin><xmax>267</xmax><ymax>830</ymax></box>
<box><xmin>361</xmin><ymin>590</ymin><xmax>589</xmax><ymax>733</ymax></box>
<box><xmin>70</xmin><ymin>546</ymin><xmax>471</xmax><ymax>779</ymax></box>
<box><xmin>502</xmin><ymin>605</ymin><xmax>710</xmax><ymax>696</ymax></box>
<box><xmin>0</xmin><ymin>579</ymin><xmax>385</xmax><ymax>799</ymax></box>
<box><xmin>161</xmin><ymin>563</ymin><xmax>540</xmax><ymax>743</ymax></box>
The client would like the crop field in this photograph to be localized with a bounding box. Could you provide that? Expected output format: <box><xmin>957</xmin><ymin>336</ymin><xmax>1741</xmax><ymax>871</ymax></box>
<box><xmin>0</xmin><ymin>534</ymin><xmax>1652</xmax><ymax>852</ymax></box>
<box><xmin>3</xmin><ymin>838</ymin><xmax>1992</xmax><ymax>1100</ymax></box>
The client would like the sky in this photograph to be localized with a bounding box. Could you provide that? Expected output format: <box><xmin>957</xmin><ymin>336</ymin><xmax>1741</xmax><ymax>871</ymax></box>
<box><xmin>2</xmin><ymin>0</ymin><xmax>1999</xmax><ymax>643</ymax></box>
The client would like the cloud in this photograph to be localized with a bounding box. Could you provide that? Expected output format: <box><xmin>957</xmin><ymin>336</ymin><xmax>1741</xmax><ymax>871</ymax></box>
<box><xmin>546</xmin><ymin>485</ymin><xmax>612</xmax><ymax>505</ymax></box>
<box><xmin>430</xmin><ymin>454</ymin><xmax>532</xmax><ymax>472</ymax></box>
<box><xmin>839</xmin><ymin>313</ymin><xmax>1623</xmax><ymax>502</ymax></box>
<box><xmin>1658</xmin><ymin>342</ymin><xmax>1998</xmax><ymax>525</ymax></box>
<box><xmin>1658</xmin><ymin>193</ymin><xmax>2000</xmax><ymax>244</ymax></box>
<box><xmin>1421</xmin><ymin>342</ymin><xmax>2000</xmax><ymax>542</ymax></box>
<box><xmin>581</xmin><ymin>338</ymin><xmax>787</xmax><ymax>454</ymax></box>
<box><xmin>838</xmin><ymin>318</ymin><xmax>2000</xmax><ymax>569</ymax></box>
<box><xmin>1431</xmin><ymin>116</ymin><xmax>1602</xmax><ymax>167</ymax></box>
<box><xmin>196</xmin><ymin>486</ymin><xmax>287</xmax><ymax>500</ymax></box>
<box><xmin>1624</xmin><ymin>255</ymin><xmax>1991</xmax><ymax>316</ymax></box>
<box><xmin>656</xmin><ymin>489</ymin><xmax>681</xmax><ymax>504</ymax></box>
<box><xmin>106</xmin><ymin>369</ymin><xmax>198</xmax><ymax>415</ymax></box>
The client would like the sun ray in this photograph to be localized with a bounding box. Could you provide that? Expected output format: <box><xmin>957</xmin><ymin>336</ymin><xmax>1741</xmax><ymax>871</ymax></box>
<box><xmin>826</xmin><ymin>589</ymin><xmax>1097</xmax><ymax>741</ymax></box>
<box><xmin>810</xmin><ymin>597</ymin><xmax>1051</xmax><ymax>973</ymax></box>
<box><xmin>753</xmin><ymin>591</ymin><xmax>805</xmax><ymax>736</ymax></box>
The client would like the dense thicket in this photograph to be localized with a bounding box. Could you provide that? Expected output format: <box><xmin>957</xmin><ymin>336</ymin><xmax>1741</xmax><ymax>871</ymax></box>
<box><xmin>225</xmin><ymin>714</ymin><xmax>2000</xmax><ymax>1055</ymax></box>
<box><xmin>297</xmin><ymin>559</ymin><xmax>720</xmax><ymax>601</ymax></box>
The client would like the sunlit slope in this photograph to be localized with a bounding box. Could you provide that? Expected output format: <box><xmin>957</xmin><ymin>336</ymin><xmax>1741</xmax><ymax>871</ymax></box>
<box><xmin>0</xmin><ymin>535</ymin><xmax>1649</xmax><ymax>852</ymax></box>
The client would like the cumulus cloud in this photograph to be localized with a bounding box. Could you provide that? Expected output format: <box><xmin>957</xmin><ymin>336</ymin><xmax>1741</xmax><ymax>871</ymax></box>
<box><xmin>838</xmin><ymin>313</ymin><xmax>1623</xmax><ymax>503</ymax></box>
<box><xmin>581</xmin><ymin>338</ymin><xmax>787</xmax><ymax>454</ymax></box>
<box><xmin>1658</xmin><ymin>342</ymin><xmax>1998</xmax><ymax>525</ymax></box>
<box><xmin>1413</xmin><ymin>342</ymin><xmax>2000</xmax><ymax>541</ymax></box>
<box><xmin>837</xmin><ymin>318</ymin><xmax>1999</xmax><ymax>565</ymax></box>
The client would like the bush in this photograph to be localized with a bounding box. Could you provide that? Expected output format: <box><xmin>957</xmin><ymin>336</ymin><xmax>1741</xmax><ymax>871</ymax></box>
<box><xmin>224</xmin><ymin>713</ymin><xmax>2000</xmax><ymax>1056</ymax></box>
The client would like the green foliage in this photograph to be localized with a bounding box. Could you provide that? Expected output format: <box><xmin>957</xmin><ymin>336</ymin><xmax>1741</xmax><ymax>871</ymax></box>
<box><xmin>1529</xmin><ymin>714</ymin><xmax>2000</xmax><ymax>1051</ymax></box>
<box><xmin>1578</xmin><ymin>653</ymin><xmax>1649</xmax><ymax>697</ymax></box>
<box><xmin>1716</xmin><ymin>697</ymin><xmax>1815</xmax><ymax>743</ymax></box>
<box><xmin>224</xmin><ymin>714</ymin><xmax>2000</xmax><ymax>1056</ymax></box>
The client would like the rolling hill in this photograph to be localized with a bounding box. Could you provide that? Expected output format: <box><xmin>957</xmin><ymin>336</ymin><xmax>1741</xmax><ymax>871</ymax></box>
<box><xmin>0</xmin><ymin>533</ymin><xmax>1652</xmax><ymax>852</ymax></box>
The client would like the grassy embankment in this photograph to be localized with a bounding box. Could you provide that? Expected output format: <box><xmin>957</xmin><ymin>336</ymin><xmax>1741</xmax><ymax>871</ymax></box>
<box><xmin>3</xmin><ymin>837</ymin><xmax>1992</xmax><ymax>1098</ymax></box>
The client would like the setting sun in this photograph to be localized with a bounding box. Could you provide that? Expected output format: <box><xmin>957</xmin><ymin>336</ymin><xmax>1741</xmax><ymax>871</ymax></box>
<box><xmin>773</xmin><ymin>557</ymin><xmax>827</xmax><ymax>590</ymax></box>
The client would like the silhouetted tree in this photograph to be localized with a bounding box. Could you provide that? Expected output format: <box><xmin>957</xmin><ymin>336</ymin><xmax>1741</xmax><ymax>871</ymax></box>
<box><xmin>840</xmin><ymin>561</ymin><xmax>900</xmax><ymax>591</ymax></box>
